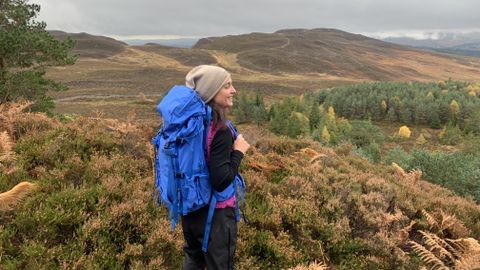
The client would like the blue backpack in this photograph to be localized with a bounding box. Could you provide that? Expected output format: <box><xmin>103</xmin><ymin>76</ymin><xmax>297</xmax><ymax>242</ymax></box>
<box><xmin>152</xmin><ymin>85</ymin><xmax>246</xmax><ymax>252</ymax></box>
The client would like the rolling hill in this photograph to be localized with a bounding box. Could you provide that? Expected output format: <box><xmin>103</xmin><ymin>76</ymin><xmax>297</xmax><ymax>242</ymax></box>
<box><xmin>194</xmin><ymin>28</ymin><xmax>480</xmax><ymax>81</ymax></box>
<box><xmin>383</xmin><ymin>32</ymin><xmax>480</xmax><ymax>58</ymax></box>
<box><xmin>49</xmin><ymin>31</ymin><xmax>127</xmax><ymax>58</ymax></box>
<box><xmin>46</xmin><ymin>28</ymin><xmax>480</xmax><ymax>120</ymax></box>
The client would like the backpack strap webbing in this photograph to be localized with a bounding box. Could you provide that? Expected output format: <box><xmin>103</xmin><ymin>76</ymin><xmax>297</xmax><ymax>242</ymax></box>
<box><xmin>201</xmin><ymin>120</ymin><xmax>248</xmax><ymax>253</ymax></box>
<box><xmin>202</xmin><ymin>195</ymin><xmax>217</xmax><ymax>253</ymax></box>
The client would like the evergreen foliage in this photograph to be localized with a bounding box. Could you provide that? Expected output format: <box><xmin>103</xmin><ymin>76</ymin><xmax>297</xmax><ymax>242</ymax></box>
<box><xmin>232</xmin><ymin>91</ymin><xmax>268</xmax><ymax>125</ymax></box>
<box><xmin>439</xmin><ymin>124</ymin><xmax>463</xmax><ymax>145</ymax></box>
<box><xmin>0</xmin><ymin>0</ymin><xmax>76</xmax><ymax>112</ymax></box>
<box><xmin>312</xmin><ymin>81</ymin><xmax>479</xmax><ymax>129</ymax></box>
<box><xmin>386</xmin><ymin>148</ymin><xmax>480</xmax><ymax>202</ymax></box>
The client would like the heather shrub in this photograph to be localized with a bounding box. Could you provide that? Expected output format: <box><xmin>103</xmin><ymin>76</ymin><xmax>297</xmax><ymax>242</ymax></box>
<box><xmin>2</xmin><ymin>108</ymin><xmax>480</xmax><ymax>269</ymax></box>
<box><xmin>0</xmin><ymin>115</ymin><xmax>183</xmax><ymax>269</ymax></box>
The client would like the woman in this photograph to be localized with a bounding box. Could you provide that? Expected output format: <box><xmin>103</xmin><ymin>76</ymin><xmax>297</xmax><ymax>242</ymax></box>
<box><xmin>182</xmin><ymin>65</ymin><xmax>250</xmax><ymax>270</ymax></box>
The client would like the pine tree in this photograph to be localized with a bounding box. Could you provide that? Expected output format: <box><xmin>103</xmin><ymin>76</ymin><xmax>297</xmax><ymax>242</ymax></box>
<box><xmin>386</xmin><ymin>107</ymin><xmax>397</xmax><ymax>122</ymax></box>
<box><xmin>252</xmin><ymin>93</ymin><xmax>268</xmax><ymax>125</ymax></box>
<box><xmin>0</xmin><ymin>0</ymin><xmax>76</xmax><ymax>112</ymax></box>
<box><xmin>308</xmin><ymin>103</ymin><xmax>321</xmax><ymax>131</ymax></box>
<box><xmin>286</xmin><ymin>112</ymin><xmax>309</xmax><ymax>138</ymax></box>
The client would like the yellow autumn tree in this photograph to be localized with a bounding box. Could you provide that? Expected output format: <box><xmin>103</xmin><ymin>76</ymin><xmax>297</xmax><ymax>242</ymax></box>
<box><xmin>321</xmin><ymin>126</ymin><xmax>331</xmax><ymax>142</ymax></box>
<box><xmin>466</xmin><ymin>83</ymin><xmax>480</xmax><ymax>96</ymax></box>
<box><xmin>381</xmin><ymin>100</ymin><xmax>387</xmax><ymax>113</ymax></box>
<box><xmin>319</xmin><ymin>104</ymin><xmax>324</xmax><ymax>113</ymax></box>
<box><xmin>327</xmin><ymin>106</ymin><xmax>335</xmax><ymax>119</ymax></box>
<box><xmin>398</xmin><ymin>125</ymin><xmax>411</xmax><ymax>138</ymax></box>
<box><xmin>438</xmin><ymin>80</ymin><xmax>446</xmax><ymax>89</ymax></box>
<box><xmin>416</xmin><ymin>133</ymin><xmax>427</xmax><ymax>145</ymax></box>
<box><xmin>450</xmin><ymin>99</ymin><xmax>460</xmax><ymax>116</ymax></box>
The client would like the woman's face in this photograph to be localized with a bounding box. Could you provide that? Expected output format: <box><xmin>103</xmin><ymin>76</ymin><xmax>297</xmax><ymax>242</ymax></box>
<box><xmin>213</xmin><ymin>78</ymin><xmax>236</xmax><ymax>109</ymax></box>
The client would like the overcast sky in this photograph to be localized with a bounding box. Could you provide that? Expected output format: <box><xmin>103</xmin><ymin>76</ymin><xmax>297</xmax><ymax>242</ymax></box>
<box><xmin>35</xmin><ymin>0</ymin><xmax>480</xmax><ymax>40</ymax></box>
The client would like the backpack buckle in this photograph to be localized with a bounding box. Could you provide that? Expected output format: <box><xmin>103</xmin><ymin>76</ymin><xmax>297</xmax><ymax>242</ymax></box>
<box><xmin>175</xmin><ymin>172</ymin><xmax>185</xmax><ymax>179</ymax></box>
<box><xmin>176</xmin><ymin>137</ymin><xmax>185</xmax><ymax>144</ymax></box>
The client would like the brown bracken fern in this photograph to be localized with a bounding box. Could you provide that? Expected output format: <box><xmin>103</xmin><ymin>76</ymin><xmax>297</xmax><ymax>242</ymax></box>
<box><xmin>0</xmin><ymin>131</ymin><xmax>15</xmax><ymax>163</ymax></box>
<box><xmin>0</xmin><ymin>182</ymin><xmax>36</xmax><ymax>212</ymax></box>
<box><xmin>288</xmin><ymin>260</ymin><xmax>328</xmax><ymax>270</ymax></box>
<box><xmin>391</xmin><ymin>162</ymin><xmax>422</xmax><ymax>183</ymax></box>
<box><xmin>409</xmin><ymin>210</ymin><xmax>480</xmax><ymax>270</ymax></box>
<box><xmin>0</xmin><ymin>101</ymin><xmax>33</xmax><ymax>138</ymax></box>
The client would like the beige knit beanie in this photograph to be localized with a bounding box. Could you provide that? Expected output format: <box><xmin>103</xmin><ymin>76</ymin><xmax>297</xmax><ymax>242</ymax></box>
<box><xmin>185</xmin><ymin>65</ymin><xmax>231</xmax><ymax>103</ymax></box>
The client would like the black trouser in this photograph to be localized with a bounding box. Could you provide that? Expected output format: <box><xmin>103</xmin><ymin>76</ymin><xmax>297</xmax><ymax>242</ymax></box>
<box><xmin>181</xmin><ymin>205</ymin><xmax>237</xmax><ymax>270</ymax></box>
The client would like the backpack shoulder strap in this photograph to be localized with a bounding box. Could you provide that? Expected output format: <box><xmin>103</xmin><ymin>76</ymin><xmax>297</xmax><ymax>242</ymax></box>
<box><xmin>226</xmin><ymin>120</ymin><xmax>238</xmax><ymax>139</ymax></box>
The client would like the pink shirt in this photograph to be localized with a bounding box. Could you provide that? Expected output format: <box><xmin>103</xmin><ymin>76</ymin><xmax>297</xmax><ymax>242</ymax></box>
<box><xmin>206</xmin><ymin>123</ymin><xmax>236</xmax><ymax>208</ymax></box>
<box><xmin>215</xmin><ymin>195</ymin><xmax>236</xmax><ymax>208</ymax></box>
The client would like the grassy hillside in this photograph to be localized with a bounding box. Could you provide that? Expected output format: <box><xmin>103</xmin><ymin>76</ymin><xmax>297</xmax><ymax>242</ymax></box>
<box><xmin>49</xmin><ymin>31</ymin><xmax>127</xmax><ymax>58</ymax></box>
<box><xmin>42</xmin><ymin>28</ymin><xmax>480</xmax><ymax>123</ymax></box>
<box><xmin>133</xmin><ymin>44</ymin><xmax>217</xmax><ymax>67</ymax></box>
<box><xmin>1</xmin><ymin>103</ymin><xmax>479</xmax><ymax>269</ymax></box>
<box><xmin>194</xmin><ymin>28</ymin><xmax>480</xmax><ymax>81</ymax></box>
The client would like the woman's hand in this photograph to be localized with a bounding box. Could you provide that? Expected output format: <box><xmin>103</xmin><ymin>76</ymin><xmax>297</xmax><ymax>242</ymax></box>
<box><xmin>233</xmin><ymin>134</ymin><xmax>250</xmax><ymax>154</ymax></box>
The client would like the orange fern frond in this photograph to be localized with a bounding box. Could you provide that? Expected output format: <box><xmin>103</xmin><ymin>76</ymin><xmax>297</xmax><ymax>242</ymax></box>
<box><xmin>409</xmin><ymin>240</ymin><xmax>450</xmax><ymax>270</ymax></box>
<box><xmin>418</xmin><ymin>230</ymin><xmax>458</xmax><ymax>264</ymax></box>
<box><xmin>392</xmin><ymin>162</ymin><xmax>407</xmax><ymax>178</ymax></box>
<box><xmin>299</xmin><ymin>147</ymin><xmax>320</xmax><ymax>158</ymax></box>
<box><xmin>0</xmin><ymin>131</ymin><xmax>15</xmax><ymax>162</ymax></box>
<box><xmin>0</xmin><ymin>101</ymin><xmax>33</xmax><ymax>137</ymax></box>
<box><xmin>288</xmin><ymin>260</ymin><xmax>328</xmax><ymax>270</ymax></box>
<box><xmin>454</xmin><ymin>238</ymin><xmax>480</xmax><ymax>269</ymax></box>
<box><xmin>0</xmin><ymin>182</ymin><xmax>36</xmax><ymax>211</ymax></box>
<box><xmin>422</xmin><ymin>209</ymin><xmax>439</xmax><ymax>231</ymax></box>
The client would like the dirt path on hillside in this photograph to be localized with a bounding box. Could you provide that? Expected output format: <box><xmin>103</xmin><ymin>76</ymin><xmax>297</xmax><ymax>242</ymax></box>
<box><xmin>55</xmin><ymin>93</ymin><xmax>163</xmax><ymax>102</ymax></box>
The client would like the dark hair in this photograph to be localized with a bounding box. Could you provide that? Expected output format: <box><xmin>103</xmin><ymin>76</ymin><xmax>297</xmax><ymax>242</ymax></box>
<box><xmin>208</xmin><ymin>100</ymin><xmax>228</xmax><ymax>130</ymax></box>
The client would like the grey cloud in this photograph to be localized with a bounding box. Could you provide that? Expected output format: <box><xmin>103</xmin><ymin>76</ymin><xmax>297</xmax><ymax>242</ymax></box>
<box><xmin>36</xmin><ymin>0</ymin><xmax>480</xmax><ymax>37</ymax></box>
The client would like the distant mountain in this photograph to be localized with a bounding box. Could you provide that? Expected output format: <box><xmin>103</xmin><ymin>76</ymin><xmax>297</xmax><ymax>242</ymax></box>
<box><xmin>49</xmin><ymin>31</ymin><xmax>127</xmax><ymax>58</ymax></box>
<box><xmin>383</xmin><ymin>32</ymin><xmax>480</xmax><ymax>48</ymax></box>
<box><xmin>434</xmin><ymin>44</ymin><xmax>480</xmax><ymax>57</ymax></box>
<box><xmin>382</xmin><ymin>32</ymin><xmax>480</xmax><ymax>57</ymax></box>
<box><xmin>194</xmin><ymin>28</ymin><xmax>480</xmax><ymax>80</ymax></box>
<box><xmin>122</xmin><ymin>38</ymin><xmax>199</xmax><ymax>48</ymax></box>
<box><xmin>47</xmin><ymin>28</ymin><xmax>480</xmax><ymax>82</ymax></box>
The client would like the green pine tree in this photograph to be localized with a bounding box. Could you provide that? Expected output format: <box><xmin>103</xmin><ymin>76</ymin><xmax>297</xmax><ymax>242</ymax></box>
<box><xmin>0</xmin><ymin>0</ymin><xmax>76</xmax><ymax>112</ymax></box>
<box><xmin>308</xmin><ymin>103</ymin><xmax>321</xmax><ymax>131</ymax></box>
